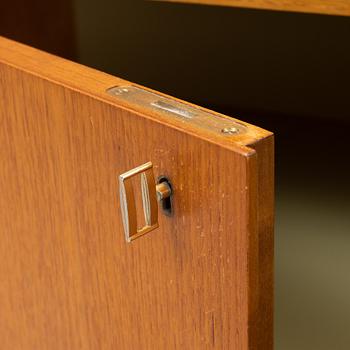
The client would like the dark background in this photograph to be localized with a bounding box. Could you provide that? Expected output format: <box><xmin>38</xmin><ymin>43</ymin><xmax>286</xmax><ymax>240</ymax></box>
<box><xmin>1</xmin><ymin>1</ymin><xmax>350</xmax><ymax>348</ymax></box>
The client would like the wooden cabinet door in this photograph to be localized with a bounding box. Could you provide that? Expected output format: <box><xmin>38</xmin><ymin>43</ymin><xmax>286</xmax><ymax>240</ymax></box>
<box><xmin>0</xmin><ymin>36</ymin><xmax>274</xmax><ymax>349</ymax></box>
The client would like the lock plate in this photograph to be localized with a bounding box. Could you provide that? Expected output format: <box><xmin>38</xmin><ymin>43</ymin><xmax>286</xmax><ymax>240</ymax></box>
<box><xmin>107</xmin><ymin>86</ymin><xmax>247</xmax><ymax>137</ymax></box>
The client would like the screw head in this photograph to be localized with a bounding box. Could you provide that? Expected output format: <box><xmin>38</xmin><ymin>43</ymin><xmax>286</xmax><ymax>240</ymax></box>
<box><xmin>221</xmin><ymin>127</ymin><xmax>238</xmax><ymax>135</ymax></box>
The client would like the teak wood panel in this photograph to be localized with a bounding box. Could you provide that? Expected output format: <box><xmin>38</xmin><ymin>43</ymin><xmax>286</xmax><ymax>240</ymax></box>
<box><xmin>0</xmin><ymin>36</ymin><xmax>273</xmax><ymax>349</ymax></box>
<box><xmin>160</xmin><ymin>0</ymin><xmax>350</xmax><ymax>16</ymax></box>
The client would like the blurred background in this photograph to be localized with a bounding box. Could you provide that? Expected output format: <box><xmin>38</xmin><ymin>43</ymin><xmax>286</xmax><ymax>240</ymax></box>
<box><xmin>1</xmin><ymin>1</ymin><xmax>350</xmax><ymax>348</ymax></box>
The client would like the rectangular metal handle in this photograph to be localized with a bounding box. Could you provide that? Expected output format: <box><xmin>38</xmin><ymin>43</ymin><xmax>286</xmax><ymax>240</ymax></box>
<box><xmin>119</xmin><ymin>162</ymin><xmax>158</xmax><ymax>242</ymax></box>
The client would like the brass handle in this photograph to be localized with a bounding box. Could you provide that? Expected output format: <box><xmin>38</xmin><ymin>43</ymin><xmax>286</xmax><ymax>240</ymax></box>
<box><xmin>119</xmin><ymin>162</ymin><xmax>171</xmax><ymax>242</ymax></box>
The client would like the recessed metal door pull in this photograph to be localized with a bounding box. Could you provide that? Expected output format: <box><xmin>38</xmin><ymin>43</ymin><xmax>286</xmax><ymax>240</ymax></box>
<box><xmin>119</xmin><ymin>162</ymin><xmax>172</xmax><ymax>242</ymax></box>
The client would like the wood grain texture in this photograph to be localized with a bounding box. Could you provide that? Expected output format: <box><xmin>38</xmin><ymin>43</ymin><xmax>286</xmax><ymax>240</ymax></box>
<box><xmin>0</xmin><ymin>36</ymin><xmax>273</xmax><ymax>349</ymax></box>
<box><xmin>159</xmin><ymin>0</ymin><xmax>350</xmax><ymax>16</ymax></box>
<box><xmin>248</xmin><ymin>137</ymin><xmax>274</xmax><ymax>349</ymax></box>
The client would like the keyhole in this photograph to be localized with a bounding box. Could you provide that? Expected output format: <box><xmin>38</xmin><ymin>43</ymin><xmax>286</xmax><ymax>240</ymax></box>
<box><xmin>157</xmin><ymin>176</ymin><xmax>173</xmax><ymax>216</ymax></box>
